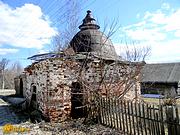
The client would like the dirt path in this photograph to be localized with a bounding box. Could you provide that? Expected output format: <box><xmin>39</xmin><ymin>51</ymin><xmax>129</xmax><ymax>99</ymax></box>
<box><xmin>0</xmin><ymin>90</ymin><xmax>20</xmax><ymax>126</ymax></box>
<box><xmin>0</xmin><ymin>90</ymin><xmax>123</xmax><ymax>135</ymax></box>
<box><xmin>0</xmin><ymin>90</ymin><xmax>30</xmax><ymax>134</ymax></box>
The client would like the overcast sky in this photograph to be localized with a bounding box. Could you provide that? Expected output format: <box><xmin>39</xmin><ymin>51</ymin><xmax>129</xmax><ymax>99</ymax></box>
<box><xmin>0</xmin><ymin>0</ymin><xmax>180</xmax><ymax>67</ymax></box>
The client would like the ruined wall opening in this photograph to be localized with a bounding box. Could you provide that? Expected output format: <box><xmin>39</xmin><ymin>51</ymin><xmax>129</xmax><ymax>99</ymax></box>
<box><xmin>20</xmin><ymin>78</ymin><xmax>23</xmax><ymax>96</ymax></box>
<box><xmin>71</xmin><ymin>82</ymin><xmax>84</xmax><ymax>118</ymax></box>
<box><xmin>30</xmin><ymin>85</ymin><xmax>37</xmax><ymax>110</ymax></box>
<box><xmin>31</xmin><ymin>86</ymin><xmax>37</xmax><ymax>101</ymax></box>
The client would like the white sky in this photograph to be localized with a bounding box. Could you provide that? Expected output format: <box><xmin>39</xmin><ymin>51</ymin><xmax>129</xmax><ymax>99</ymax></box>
<box><xmin>114</xmin><ymin>3</ymin><xmax>180</xmax><ymax>63</ymax></box>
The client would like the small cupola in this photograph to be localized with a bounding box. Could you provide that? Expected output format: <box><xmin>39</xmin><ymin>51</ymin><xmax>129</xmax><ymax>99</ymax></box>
<box><xmin>79</xmin><ymin>10</ymin><xmax>100</xmax><ymax>30</ymax></box>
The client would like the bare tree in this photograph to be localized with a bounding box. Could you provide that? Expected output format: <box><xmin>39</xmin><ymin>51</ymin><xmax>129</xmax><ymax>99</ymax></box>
<box><xmin>57</xmin><ymin>12</ymin><xmax>148</xmax><ymax>121</ymax></box>
<box><xmin>0</xmin><ymin>58</ymin><xmax>9</xmax><ymax>89</ymax></box>
<box><xmin>52</xmin><ymin>0</ymin><xmax>81</xmax><ymax>52</ymax></box>
<box><xmin>0</xmin><ymin>59</ymin><xmax>23</xmax><ymax>89</ymax></box>
<box><xmin>121</xmin><ymin>42</ymin><xmax>151</xmax><ymax>62</ymax></box>
<box><xmin>27</xmin><ymin>10</ymin><xmax>150</xmax><ymax>121</ymax></box>
<box><xmin>11</xmin><ymin>61</ymin><xmax>23</xmax><ymax>76</ymax></box>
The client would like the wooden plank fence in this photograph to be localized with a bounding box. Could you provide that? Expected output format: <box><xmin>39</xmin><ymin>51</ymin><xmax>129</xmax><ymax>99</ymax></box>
<box><xmin>90</xmin><ymin>97</ymin><xmax>180</xmax><ymax>135</ymax></box>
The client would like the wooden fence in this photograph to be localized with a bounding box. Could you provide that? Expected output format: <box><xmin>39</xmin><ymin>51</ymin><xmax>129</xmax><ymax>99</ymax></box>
<box><xmin>91</xmin><ymin>97</ymin><xmax>180</xmax><ymax>135</ymax></box>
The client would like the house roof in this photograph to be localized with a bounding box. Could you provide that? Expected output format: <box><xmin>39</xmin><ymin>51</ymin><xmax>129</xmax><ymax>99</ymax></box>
<box><xmin>141</xmin><ymin>63</ymin><xmax>180</xmax><ymax>83</ymax></box>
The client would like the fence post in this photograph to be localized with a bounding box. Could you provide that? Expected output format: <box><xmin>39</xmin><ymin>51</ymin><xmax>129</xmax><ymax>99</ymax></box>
<box><xmin>175</xmin><ymin>107</ymin><xmax>180</xmax><ymax>135</ymax></box>
<box><xmin>165</xmin><ymin>105</ymin><xmax>177</xmax><ymax>135</ymax></box>
<box><xmin>159</xmin><ymin>105</ymin><xmax>165</xmax><ymax>135</ymax></box>
<box><xmin>96</xmin><ymin>95</ymin><xmax>101</xmax><ymax>124</ymax></box>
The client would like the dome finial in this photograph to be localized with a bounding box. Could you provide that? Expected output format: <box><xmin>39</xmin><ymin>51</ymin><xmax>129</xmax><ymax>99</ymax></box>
<box><xmin>79</xmin><ymin>10</ymin><xmax>100</xmax><ymax>30</ymax></box>
<box><xmin>87</xmin><ymin>10</ymin><xmax>91</xmax><ymax>14</ymax></box>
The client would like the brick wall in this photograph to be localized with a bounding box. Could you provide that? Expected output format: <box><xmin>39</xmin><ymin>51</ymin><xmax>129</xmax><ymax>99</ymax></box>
<box><xmin>15</xmin><ymin>57</ymin><xmax>141</xmax><ymax>122</ymax></box>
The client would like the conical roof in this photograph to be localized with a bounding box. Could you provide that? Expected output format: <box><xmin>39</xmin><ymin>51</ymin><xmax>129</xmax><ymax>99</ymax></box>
<box><xmin>70</xmin><ymin>10</ymin><xmax>119</xmax><ymax>60</ymax></box>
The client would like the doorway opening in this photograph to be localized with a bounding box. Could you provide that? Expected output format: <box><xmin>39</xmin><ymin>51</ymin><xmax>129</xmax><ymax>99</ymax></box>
<box><xmin>71</xmin><ymin>82</ymin><xmax>84</xmax><ymax>118</ymax></box>
<box><xmin>30</xmin><ymin>85</ymin><xmax>37</xmax><ymax>110</ymax></box>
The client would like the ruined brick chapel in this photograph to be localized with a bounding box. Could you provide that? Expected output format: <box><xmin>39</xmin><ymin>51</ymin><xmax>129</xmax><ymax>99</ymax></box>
<box><xmin>15</xmin><ymin>10</ymin><xmax>140</xmax><ymax>122</ymax></box>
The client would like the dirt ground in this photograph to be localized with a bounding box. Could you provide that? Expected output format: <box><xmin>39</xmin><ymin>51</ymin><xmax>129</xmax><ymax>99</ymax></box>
<box><xmin>0</xmin><ymin>90</ymin><xmax>123</xmax><ymax>135</ymax></box>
